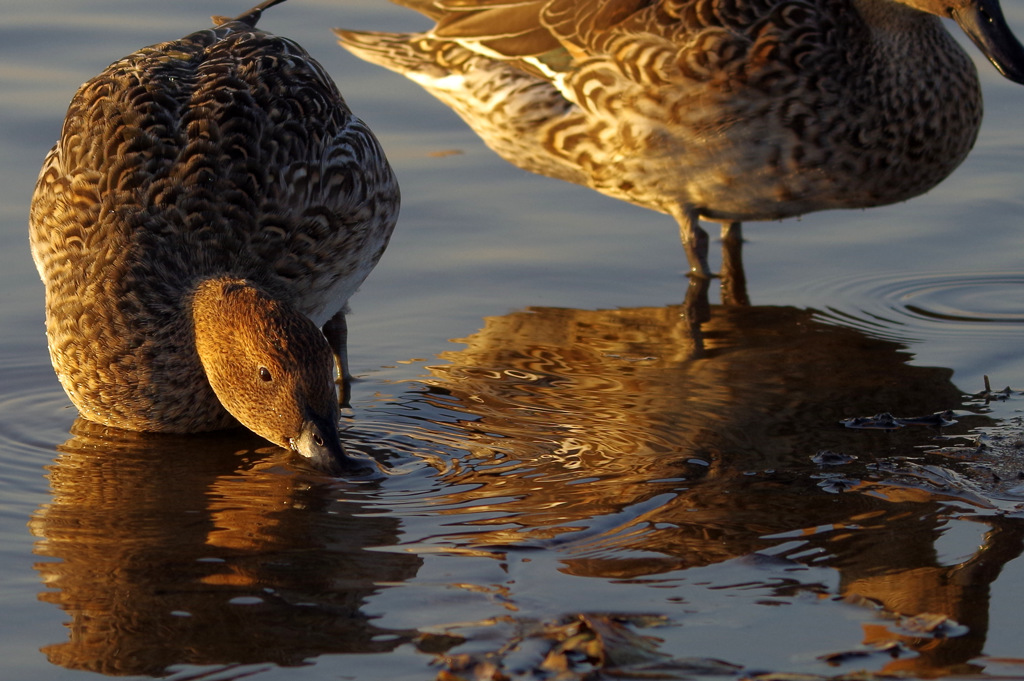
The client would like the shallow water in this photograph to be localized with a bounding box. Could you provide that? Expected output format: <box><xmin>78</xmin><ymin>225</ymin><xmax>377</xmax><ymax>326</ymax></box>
<box><xmin>3</xmin><ymin>1</ymin><xmax>1024</xmax><ymax>679</ymax></box>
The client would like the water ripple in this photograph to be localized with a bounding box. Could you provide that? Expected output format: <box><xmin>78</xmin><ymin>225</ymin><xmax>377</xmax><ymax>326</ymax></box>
<box><xmin>0</xmin><ymin>363</ymin><xmax>74</xmax><ymax>461</ymax></box>
<box><xmin>811</xmin><ymin>271</ymin><xmax>1024</xmax><ymax>341</ymax></box>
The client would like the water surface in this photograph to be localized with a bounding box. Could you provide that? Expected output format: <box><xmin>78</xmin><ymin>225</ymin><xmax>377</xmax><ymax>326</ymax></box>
<box><xmin>3</xmin><ymin>2</ymin><xmax>1024</xmax><ymax>679</ymax></box>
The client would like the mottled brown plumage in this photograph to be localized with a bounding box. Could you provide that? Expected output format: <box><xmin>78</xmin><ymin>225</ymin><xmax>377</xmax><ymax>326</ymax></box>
<box><xmin>30</xmin><ymin>0</ymin><xmax>399</xmax><ymax>474</ymax></box>
<box><xmin>337</xmin><ymin>0</ymin><xmax>1024</xmax><ymax>282</ymax></box>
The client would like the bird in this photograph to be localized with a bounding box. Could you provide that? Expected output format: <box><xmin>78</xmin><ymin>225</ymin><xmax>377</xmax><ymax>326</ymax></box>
<box><xmin>335</xmin><ymin>0</ymin><xmax>1024</xmax><ymax>301</ymax></box>
<box><xmin>29</xmin><ymin>0</ymin><xmax>400</xmax><ymax>475</ymax></box>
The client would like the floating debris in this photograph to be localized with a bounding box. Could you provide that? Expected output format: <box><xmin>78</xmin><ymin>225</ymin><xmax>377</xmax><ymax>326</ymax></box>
<box><xmin>811</xmin><ymin>450</ymin><xmax>858</xmax><ymax>466</ymax></box>
<box><xmin>815</xmin><ymin>476</ymin><xmax>860</xmax><ymax>494</ymax></box>
<box><xmin>436</xmin><ymin>653</ymin><xmax>508</xmax><ymax>681</ymax></box>
<box><xmin>894</xmin><ymin>613</ymin><xmax>968</xmax><ymax>639</ymax></box>
<box><xmin>841</xmin><ymin>412</ymin><xmax>899</xmax><ymax>430</ymax></box>
<box><xmin>915</xmin><ymin>414</ymin><xmax>1024</xmax><ymax>505</ymax></box>
<box><xmin>972</xmin><ymin>375</ymin><xmax>1017</xmax><ymax>404</ymax></box>
<box><xmin>841</xmin><ymin>411</ymin><xmax>957</xmax><ymax>430</ymax></box>
<box><xmin>430</xmin><ymin>613</ymin><xmax>741</xmax><ymax>680</ymax></box>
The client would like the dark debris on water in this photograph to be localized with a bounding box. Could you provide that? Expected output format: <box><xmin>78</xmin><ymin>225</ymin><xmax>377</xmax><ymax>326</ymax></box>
<box><xmin>840</xmin><ymin>410</ymin><xmax>957</xmax><ymax>431</ymax></box>
<box><xmin>429</xmin><ymin>613</ymin><xmax>741</xmax><ymax>680</ymax></box>
<box><xmin>811</xmin><ymin>450</ymin><xmax>858</xmax><ymax>466</ymax></box>
<box><xmin>424</xmin><ymin>611</ymin><xmax>976</xmax><ymax>681</ymax></box>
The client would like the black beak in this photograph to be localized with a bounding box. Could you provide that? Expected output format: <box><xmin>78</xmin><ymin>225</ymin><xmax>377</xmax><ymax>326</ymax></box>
<box><xmin>953</xmin><ymin>0</ymin><xmax>1024</xmax><ymax>84</ymax></box>
<box><xmin>292</xmin><ymin>413</ymin><xmax>376</xmax><ymax>477</ymax></box>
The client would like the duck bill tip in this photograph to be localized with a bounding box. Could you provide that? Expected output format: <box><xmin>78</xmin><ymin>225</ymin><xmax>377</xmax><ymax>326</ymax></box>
<box><xmin>291</xmin><ymin>418</ymin><xmax>377</xmax><ymax>477</ymax></box>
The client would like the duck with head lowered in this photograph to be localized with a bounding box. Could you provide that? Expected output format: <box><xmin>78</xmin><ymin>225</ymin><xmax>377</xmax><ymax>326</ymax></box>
<box><xmin>336</xmin><ymin>0</ymin><xmax>1024</xmax><ymax>303</ymax></box>
<box><xmin>30</xmin><ymin>0</ymin><xmax>399</xmax><ymax>474</ymax></box>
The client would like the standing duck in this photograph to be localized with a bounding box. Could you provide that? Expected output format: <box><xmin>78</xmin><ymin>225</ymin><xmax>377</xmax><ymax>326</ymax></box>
<box><xmin>336</xmin><ymin>0</ymin><xmax>1023</xmax><ymax>294</ymax></box>
<box><xmin>30</xmin><ymin>0</ymin><xmax>400</xmax><ymax>474</ymax></box>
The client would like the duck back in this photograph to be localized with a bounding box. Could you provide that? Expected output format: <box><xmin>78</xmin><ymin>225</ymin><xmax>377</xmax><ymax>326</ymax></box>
<box><xmin>31</xmin><ymin>20</ymin><xmax>398</xmax><ymax>432</ymax></box>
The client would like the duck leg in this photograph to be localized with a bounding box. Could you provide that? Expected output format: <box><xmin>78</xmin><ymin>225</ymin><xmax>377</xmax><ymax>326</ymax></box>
<box><xmin>322</xmin><ymin>309</ymin><xmax>353</xmax><ymax>408</ymax></box>
<box><xmin>682</xmin><ymin>275</ymin><xmax>709</xmax><ymax>357</ymax></box>
<box><xmin>673</xmin><ymin>210</ymin><xmax>748</xmax><ymax>349</ymax></box>
<box><xmin>720</xmin><ymin>221</ymin><xmax>749</xmax><ymax>306</ymax></box>
<box><xmin>670</xmin><ymin>204</ymin><xmax>712</xmax><ymax>333</ymax></box>
<box><xmin>670</xmin><ymin>204</ymin><xmax>712</xmax><ymax>278</ymax></box>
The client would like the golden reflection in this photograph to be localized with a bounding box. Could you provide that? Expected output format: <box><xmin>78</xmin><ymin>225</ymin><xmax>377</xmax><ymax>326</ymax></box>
<box><xmin>405</xmin><ymin>302</ymin><xmax>1023</xmax><ymax>675</ymax></box>
<box><xmin>420</xmin><ymin>303</ymin><xmax>962</xmax><ymax>492</ymax></box>
<box><xmin>29</xmin><ymin>420</ymin><xmax>420</xmax><ymax>677</ymax></box>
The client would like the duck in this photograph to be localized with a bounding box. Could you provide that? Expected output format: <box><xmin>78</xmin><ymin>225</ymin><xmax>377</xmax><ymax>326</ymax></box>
<box><xmin>335</xmin><ymin>0</ymin><xmax>1024</xmax><ymax>294</ymax></box>
<box><xmin>29</xmin><ymin>0</ymin><xmax>400</xmax><ymax>475</ymax></box>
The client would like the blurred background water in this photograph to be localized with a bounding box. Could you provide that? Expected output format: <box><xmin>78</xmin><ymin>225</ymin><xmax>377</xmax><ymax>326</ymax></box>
<box><xmin>2</xmin><ymin>1</ymin><xmax>1024</xmax><ymax>680</ymax></box>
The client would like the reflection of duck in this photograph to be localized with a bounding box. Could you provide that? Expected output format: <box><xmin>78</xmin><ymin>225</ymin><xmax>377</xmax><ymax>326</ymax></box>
<box><xmin>29</xmin><ymin>0</ymin><xmax>399</xmax><ymax>473</ymax></box>
<box><xmin>421</xmin><ymin>304</ymin><xmax>965</xmax><ymax>485</ymax></box>
<box><xmin>29</xmin><ymin>420</ymin><xmax>421</xmax><ymax>676</ymax></box>
<box><xmin>828</xmin><ymin>515</ymin><xmax>1024</xmax><ymax>676</ymax></box>
<box><xmin>385</xmin><ymin>302</ymin><xmax>1021</xmax><ymax>674</ymax></box>
<box><xmin>337</xmin><ymin>0</ymin><xmax>1024</xmax><ymax>283</ymax></box>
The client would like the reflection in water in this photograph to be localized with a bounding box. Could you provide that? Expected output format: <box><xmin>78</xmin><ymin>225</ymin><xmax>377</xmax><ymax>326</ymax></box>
<box><xmin>371</xmin><ymin>303</ymin><xmax>1023</xmax><ymax>675</ymax></box>
<box><xmin>29</xmin><ymin>421</ymin><xmax>420</xmax><ymax>677</ymax></box>
<box><xmin>833</xmin><ymin>515</ymin><xmax>1024</xmax><ymax>675</ymax></box>
<box><xmin>29</xmin><ymin>303</ymin><xmax>1024</xmax><ymax>677</ymax></box>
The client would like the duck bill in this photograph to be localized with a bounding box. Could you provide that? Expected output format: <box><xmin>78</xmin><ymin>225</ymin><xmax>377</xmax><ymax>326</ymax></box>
<box><xmin>953</xmin><ymin>0</ymin><xmax>1024</xmax><ymax>84</ymax></box>
<box><xmin>292</xmin><ymin>413</ymin><xmax>372</xmax><ymax>476</ymax></box>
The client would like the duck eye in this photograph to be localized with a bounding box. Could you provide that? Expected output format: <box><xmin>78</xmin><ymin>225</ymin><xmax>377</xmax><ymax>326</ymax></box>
<box><xmin>313</xmin><ymin>434</ymin><xmax>324</xmax><ymax>447</ymax></box>
<box><xmin>258</xmin><ymin>366</ymin><xmax>272</xmax><ymax>382</ymax></box>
